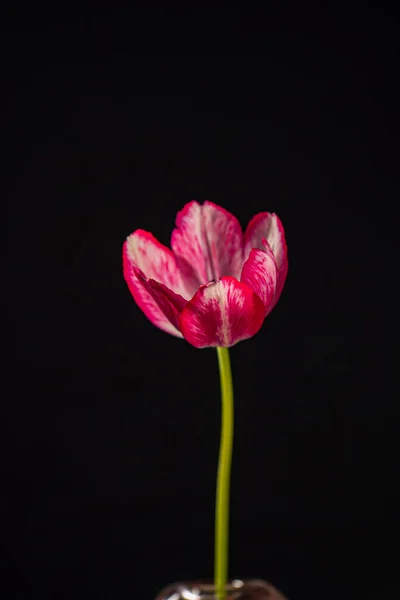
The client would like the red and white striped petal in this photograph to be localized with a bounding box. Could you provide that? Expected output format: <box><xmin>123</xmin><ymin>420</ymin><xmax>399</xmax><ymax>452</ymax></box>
<box><xmin>123</xmin><ymin>231</ymin><xmax>187</xmax><ymax>337</ymax></box>
<box><xmin>171</xmin><ymin>202</ymin><xmax>209</xmax><ymax>295</ymax></box>
<box><xmin>202</xmin><ymin>201</ymin><xmax>244</xmax><ymax>280</ymax></box>
<box><xmin>135</xmin><ymin>270</ymin><xmax>187</xmax><ymax>331</ymax></box>
<box><xmin>241</xmin><ymin>241</ymin><xmax>277</xmax><ymax>315</ymax></box>
<box><xmin>178</xmin><ymin>276</ymin><xmax>265</xmax><ymax>349</ymax></box>
<box><xmin>243</xmin><ymin>212</ymin><xmax>288</xmax><ymax>306</ymax></box>
<box><xmin>171</xmin><ymin>201</ymin><xmax>244</xmax><ymax>297</ymax></box>
<box><xmin>123</xmin><ymin>255</ymin><xmax>183</xmax><ymax>337</ymax></box>
<box><xmin>124</xmin><ymin>229</ymin><xmax>188</xmax><ymax>297</ymax></box>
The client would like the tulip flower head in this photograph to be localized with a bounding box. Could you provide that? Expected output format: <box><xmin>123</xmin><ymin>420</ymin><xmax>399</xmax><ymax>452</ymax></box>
<box><xmin>123</xmin><ymin>200</ymin><xmax>288</xmax><ymax>348</ymax></box>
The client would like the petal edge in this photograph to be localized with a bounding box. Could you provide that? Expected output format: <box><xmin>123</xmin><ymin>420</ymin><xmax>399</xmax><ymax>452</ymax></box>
<box><xmin>244</xmin><ymin>212</ymin><xmax>288</xmax><ymax>307</ymax></box>
<box><xmin>241</xmin><ymin>242</ymin><xmax>277</xmax><ymax>315</ymax></box>
<box><xmin>123</xmin><ymin>244</ymin><xmax>183</xmax><ymax>337</ymax></box>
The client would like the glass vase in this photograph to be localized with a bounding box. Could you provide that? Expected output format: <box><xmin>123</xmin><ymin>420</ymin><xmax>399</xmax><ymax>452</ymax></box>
<box><xmin>155</xmin><ymin>579</ymin><xmax>287</xmax><ymax>600</ymax></box>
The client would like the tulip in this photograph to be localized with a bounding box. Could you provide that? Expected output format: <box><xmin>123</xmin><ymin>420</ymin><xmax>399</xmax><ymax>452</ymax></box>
<box><xmin>123</xmin><ymin>200</ymin><xmax>288</xmax><ymax>348</ymax></box>
<box><xmin>123</xmin><ymin>200</ymin><xmax>287</xmax><ymax>600</ymax></box>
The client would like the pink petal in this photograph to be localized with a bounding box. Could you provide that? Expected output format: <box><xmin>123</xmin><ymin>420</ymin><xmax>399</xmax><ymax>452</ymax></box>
<box><xmin>241</xmin><ymin>241</ymin><xmax>277</xmax><ymax>315</ymax></box>
<box><xmin>202</xmin><ymin>201</ymin><xmax>244</xmax><ymax>280</ymax></box>
<box><xmin>123</xmin><ymin>232</ymin><xmax>186</xmax><ymax>337</ymax></box>
<box><xmin>243</xmin><ymin>212</ymin><xmax>288</xmax><ymax>306</ymax></box>
<box><xmin>136</xmin><ymin>270</ymin><xmax>187</xmax><ymax>332</ymax></box>
<box><xmin>124</xmin><ymin>229</ymin><xmax>188</xmax><ymax>297</ymax></box>
<box><xmin>171</xmin><ymin>201</ymin><xmax>243</xmax><ymax>297</ymax></box>
<box><xmin>178</xmin><ymin>276</ymin><xmax>265</xmax><ymax>348</ymax></box>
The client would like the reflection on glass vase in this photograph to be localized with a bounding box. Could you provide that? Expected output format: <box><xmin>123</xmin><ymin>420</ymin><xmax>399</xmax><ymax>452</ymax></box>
<box><xmin>155</xmin><ymin>579</ymin><xmax>287</xmax><ymax>600</ymax></box>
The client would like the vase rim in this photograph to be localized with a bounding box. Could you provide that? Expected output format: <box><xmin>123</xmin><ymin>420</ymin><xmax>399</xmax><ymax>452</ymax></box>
<box><xmin>155</xmin><ymin>579</ymin><xmax>287</xmax><ymax>600</ymax></box>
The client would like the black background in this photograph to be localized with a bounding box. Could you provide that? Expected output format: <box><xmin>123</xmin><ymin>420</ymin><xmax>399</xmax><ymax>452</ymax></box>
<box><xmin>4</xmin><ymin>7</ymin><xmax>399</xmax><ymax>600</ymax></box>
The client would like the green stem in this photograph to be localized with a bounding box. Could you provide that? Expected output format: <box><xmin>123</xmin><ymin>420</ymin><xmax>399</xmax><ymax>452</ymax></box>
<box><xmin>214</xmin><ymin>347</ymin><xmax>234</xmax><ymax>600</ymax></box>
